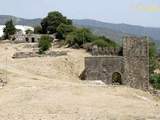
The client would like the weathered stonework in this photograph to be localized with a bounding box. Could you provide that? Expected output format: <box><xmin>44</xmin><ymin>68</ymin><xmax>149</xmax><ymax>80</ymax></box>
<box><xmin>11</xmin><ymin>31</ymin><xmax>55</xmax><ymax>43</ymax></box>
<box><xmin>85</xmin><ymin>56</ymin><xmax>124</xmax><ymax>84</ymax></box>
<box><xmin>82</xmin><ymin>36</ymin><xmax>149</xmax><ymax>90</ymax></box>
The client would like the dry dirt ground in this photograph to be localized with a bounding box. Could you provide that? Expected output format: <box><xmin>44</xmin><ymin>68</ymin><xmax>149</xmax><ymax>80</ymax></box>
<box><xmin>0</xmin><ymin>43</ymin><xmax>159</xmax><ymax>120</ymax></box>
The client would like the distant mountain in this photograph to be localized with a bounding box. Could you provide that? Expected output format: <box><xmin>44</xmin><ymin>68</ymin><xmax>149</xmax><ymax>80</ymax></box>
<box><xmin>0</xmin><ymin>15</ymin><xmax>159</xmax><ymax>45</ymax></box>
<box><xmin>0</xmin><ymin>15</ymin><xmax>41</xmax><ymax>26</ymax></box>
<box><xmin>73</xmin><ymin>19</ymin><xmax>160</xmax><ymax>44</ymax></box>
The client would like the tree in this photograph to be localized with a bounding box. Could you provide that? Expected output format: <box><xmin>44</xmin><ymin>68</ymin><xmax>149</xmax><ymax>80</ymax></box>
<box><xmin>65</xmin><ymin>28</ymin><xmax>94</xmax><ymax>47</ymax></box>
<box><xmin>149</xmin><ymin>41</ymin><xmax>158</xmax><ymax>75</ymax></box>
<box><xmin>41</xmin><ymin>11</ymin><xmax>72</xmax><ymax>34</ymax></box>
<box><xmin>25</xmin><ymin>29</ymin><xmax>33</xmax><ymax>34</ymax></box>
<box><xmin>150</xmin><ymin>74</ymin><xmax>160</xmax><ymax>89</ymax></box>
<box><xmin>56</xmin><ymin>23</ymin><xmax>75</xmax><ymax>39</ymax></box>
<box><xmin>148</xmin><ymin>40</ymin><xmax>160</xmax><ymax>89</ymax></box>
<box><xmin>3</xmin><ymin>19</ymin><xmax>16</xmax><ymax>39</ymax></box>
<box><xmin>34</xmin><ymin>26</ymin><xmax>43</xmax><ymax>34</ymax></box>
<box><xmin>38</xmin><ymin>35</ymin><xmax>52</xmax><ymax>54</ymax></box>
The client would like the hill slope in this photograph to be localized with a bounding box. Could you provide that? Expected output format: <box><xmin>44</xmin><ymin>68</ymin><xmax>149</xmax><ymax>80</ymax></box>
<box><xmin>0</xmin><ymin>15</ymin><xmax>160</xmax><ymax>44</ymax></box>
<box><xmin>0</xmin><ymin>15</ymin><xmax>41</xmax><ymax>26</ymax></box>
<box><xmin>0</xmin><ymin>43</ymin><xmax>159</xmax><ymax>119</ymax></box>
<box><xmin>73</xmin><ymin>19</ymin><xmax>160</xmax><ymax>43</ymax></box>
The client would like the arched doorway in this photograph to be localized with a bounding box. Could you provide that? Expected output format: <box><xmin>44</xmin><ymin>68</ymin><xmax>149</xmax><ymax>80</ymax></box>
<box><xmin>112</xmin><ymin>72</ymin><xmax>122</xmax><ymax>85</ymax></box>
<box><xmin>25</xmin><ymin>37</ymin><xmax>29</xmax><ymax>42</ymax></box>
<box><xmin>31</xmin><ymin>37</ymin><xmax>35</xmax><ymax>43</ymax></box>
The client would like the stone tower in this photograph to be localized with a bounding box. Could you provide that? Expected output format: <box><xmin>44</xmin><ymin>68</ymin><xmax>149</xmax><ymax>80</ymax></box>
<box><xmin>123</xmin><ymin>36</ymin><xmax>149</xmax><ymax>90</ymax></box>
<box><xmin>81</xmin><ymin>36</ymin><xmax>150</xmax><ymax>90</ymax></box>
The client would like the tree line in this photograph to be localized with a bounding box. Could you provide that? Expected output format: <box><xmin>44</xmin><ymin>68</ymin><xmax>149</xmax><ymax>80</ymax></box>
<box><xmin>34</xmin><ymin>11</ymin><xmax>117</xmax><ymax>48</ymax></box>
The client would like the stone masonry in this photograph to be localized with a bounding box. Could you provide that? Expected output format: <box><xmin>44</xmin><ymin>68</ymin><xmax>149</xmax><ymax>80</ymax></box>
<box><xmin>11</xmin><ymin>31</ymin><xmax>55</xmax><ymax>43</ymax></box>
<box><xmin>82</xmin><ymin>36</ymin><xmax>149</xmax><ymax>90</ymax></box>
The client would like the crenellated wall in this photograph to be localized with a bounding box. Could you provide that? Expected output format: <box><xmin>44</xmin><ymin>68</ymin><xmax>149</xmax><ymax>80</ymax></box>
<box><xmin>82</xmin><ymin>36</ymin><xmax>149</xmax><ymax>90</ymax></box>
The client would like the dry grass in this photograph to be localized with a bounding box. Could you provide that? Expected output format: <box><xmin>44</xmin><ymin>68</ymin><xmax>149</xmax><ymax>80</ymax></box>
<box><xmin>0</xmin><ymin>43</ymin><xmax>159</xmax><ymax>120</ymax></box>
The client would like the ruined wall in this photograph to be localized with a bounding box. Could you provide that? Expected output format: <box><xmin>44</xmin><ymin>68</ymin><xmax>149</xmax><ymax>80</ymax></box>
<box><xmin>12</xmin><ymin>33</ymin><xmax>55</xmax><ymax>43</ymax></box>
<box><xmin>82</xmin><ymin>36</ymin><xmax>150</xmax><ymax>90</ymax></box>
<box><xmin>123</xmin><ymin>36</ymin><xmax>149</xmax><ymax>90</ymax></box>
<box><xmin>84</xmin><ymin>56</ymin><xmax>124</xmax><ymax>84</ymax></box>
<box><xmin>91</xmin><ymin>46</ymin><xmax>122</xmax><ymax>56</ymax></box>
<box><xmin>83</xmin><ymin>43</ymin><xmax>122</xmax><ymax>56</ymax></box>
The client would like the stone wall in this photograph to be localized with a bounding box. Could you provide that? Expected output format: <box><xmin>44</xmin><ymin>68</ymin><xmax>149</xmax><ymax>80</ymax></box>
<box><xmin>12</xmin><ymin>51</ymin><xmax>67</xmax><ymax>59</ymax></box>
<box><xmin>11</xmin><ymin>32</ymin><xmax>55</xmax><ymax>43</ymax></box>
<box><xmin>82</xmin><ymin>36</ymin><xmax>150</xmax><ymax>90</ymax></box>
<box><xmin>91</xmin><ymin>46</ymin><xmax>122</xmax><ymax>56</ymax></box>
<box><xmin>124</xmin><ymin>57</ymin><xmax>149</xmax><ymax>90</ymax></box>
<box><xmin>83</xmin><ymin>43</ymin><xmax>122</xmax><ymax>56</ymax></box>
<box><xmin>123</xmin><ymin>36</ymin><xmax>149</xmax><ymax>90</ymax></box>
<box><xmin>84</xmin><ymin>56</ymin><xmax>124</xmax><ymax>84</ymax></box>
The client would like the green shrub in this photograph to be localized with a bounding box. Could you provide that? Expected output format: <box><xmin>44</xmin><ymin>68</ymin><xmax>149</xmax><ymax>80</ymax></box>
<box><xmin>56</xmin><ymin>23</ymin><xmax>75</xmax><ymax>39</ymax></box>
<box><xmin>38</xmin><ymin>35</ymin><xmax>52</xmax><ymax>54</ymax></box>
<box><xmin>92</xmin><ymin>39</ymin><xmax>109</xmax><ymax>47</ymax></box>
<box><xmin>97</xmin><ymin>36</ymin><xmax>117</xmax><ymax>47</ymax></box>
<box><xmin>34</xmin><ymin>26</ymin><xmax>43</xmax><ymax>34</ymax></box>
<box><xmin>25</xmin><ymin>29</ymin><xmax>33</xmax><ymax>34</ymax></box>
<box><xmin>149</xmin><ymin>41</ymin><xmax>158</xmax><ymax>75</ymax></box>
<box><xmin>92</xmin><ymin>37</ymin><xmax>117</xmax><ymax>48</ymax></box>
<box><xmin>150</xmin><ymin>74</ymin><xmax>160</xmax><ymax>89</ymax></box>
<box><xmin>65</xmin><ymin>28</ymin><xmax>95</xmax><ymax>47</ymax></box>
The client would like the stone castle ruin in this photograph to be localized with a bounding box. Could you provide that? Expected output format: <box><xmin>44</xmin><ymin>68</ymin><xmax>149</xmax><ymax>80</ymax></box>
<box><xmin>81</xmin><ymin>36</ymin><xmax>149</xmax><ymax>90</ymax></box>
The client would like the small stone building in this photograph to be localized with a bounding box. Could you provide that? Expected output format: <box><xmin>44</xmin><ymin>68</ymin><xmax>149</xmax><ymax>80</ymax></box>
<box><xmin>82</xmin><ymin>36</ymin><xmax>149</xmax><ymax>90</ymax></box>
<box><xmin>11</xmin><ymin>31</ymin><xmax>55</xmax><ymax>43</ymax></box>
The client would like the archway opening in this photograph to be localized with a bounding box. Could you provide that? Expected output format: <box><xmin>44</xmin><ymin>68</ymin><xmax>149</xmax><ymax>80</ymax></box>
<box><xmin>25</xmin><ymin>37</ymin><xmax>29</xmax><ymax>42</ymax></box>
<box><xmin>31</xmin><ymin>37</ymin><xmax>35</xmax><ymax>43</ymax></box>
<box><xmin>112</xmin><ymin>72</ymin><xmax>122</xmax><ymax>85</ymax></box>
<box><xmin>12</xmin><ymin>37</ymin><xmax>15</xmax><ymax>41</ymax></box>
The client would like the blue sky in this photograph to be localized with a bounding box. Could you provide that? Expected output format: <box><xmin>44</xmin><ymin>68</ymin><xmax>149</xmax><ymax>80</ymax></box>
<box><xmin>0</xmin><ymin>0</ymin><xmax>160</xmax><ymax>27</ymax></box>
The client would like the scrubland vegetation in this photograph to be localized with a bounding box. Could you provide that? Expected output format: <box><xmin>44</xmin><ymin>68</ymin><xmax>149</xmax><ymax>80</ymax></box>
<box><xmin>34</xmin><ymin>11</ymin><xmax>118</xmax><ymax>49</ymax></box>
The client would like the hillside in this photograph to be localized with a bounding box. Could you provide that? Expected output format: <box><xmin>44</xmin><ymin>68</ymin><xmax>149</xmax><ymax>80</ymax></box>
<box><xmin>0</xmin><ymin>15</ymin><xmax>160</xmax><ymax>44</ymax></box>
<box><xmin>0</xmin><ymin>42</ymin><xmax>159</xmax><ymax>119</ymax></box>
<box><xmin>0</xmin><ymin>15</ymin><xmax>41</xmax><ymax>26</ymax></box>
<box><xmin>73</xmin><ymin>19</ymin><xmax>160</xmax><ymax>44</ymax></box>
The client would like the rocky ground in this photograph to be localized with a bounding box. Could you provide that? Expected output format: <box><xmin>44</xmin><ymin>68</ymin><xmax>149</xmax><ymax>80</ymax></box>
<box><xmin>0</xmin><ymin>43</ymin><xmax>159</xmax><ymax>120</ymax></box>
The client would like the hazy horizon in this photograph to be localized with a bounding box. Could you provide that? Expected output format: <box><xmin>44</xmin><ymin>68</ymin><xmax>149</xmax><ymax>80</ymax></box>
<box><xmin>0</xmin><ymin>0</ymin><xmax>159</xmax><ymax>27</ymax></box>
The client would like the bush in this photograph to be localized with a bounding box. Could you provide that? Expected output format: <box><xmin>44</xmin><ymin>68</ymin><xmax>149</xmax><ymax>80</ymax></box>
<box><xmin>65</xmin><ymin>28</ymin><xmax>95</xmax><ymax>47</ymax></box>
<box><xmin>92</xmin><ymin>39</ymin><xmax>109</xmax><ymax>47</ymax></box>
<box><xmin>149</xmin><ymin>41</ymin><xmax>158</xmax><ymax>75</ymax></box>
<box><xmin>148</xmin><ymin>40</ymin><xmax>160</xmax><ymax>89</ymax></box>
<box><xmin>38</xmin><ymin>35</ymin><xmax>52</xmax><ymax>54</ymax></box>
<box><xmin>56</xmin><ymin>23</ymin><xmax>75</xmax><ymax>39</ymax></box>
<box><xmin>92</xmin><ymin>36</ymin><xmax>117</xmax><ymax>48</ymax></box>
<box><xmin>25</xmin><ymin>29</ymin><xmax>33</xmax><ymax>34</ymax></box>
<box><xmin>150</xmin><ymin>74</ymin><xmax>160</xmax><ymax>89</ymax></box>
<box><xmin>98</xmin><ymin>36</ymin><xmax>117</xmax><ymax>47</ymax></box>
<box><xmin>34</xmin><ymin>26</ymin><xmax>43</xmax><ymax>34</ymax></box>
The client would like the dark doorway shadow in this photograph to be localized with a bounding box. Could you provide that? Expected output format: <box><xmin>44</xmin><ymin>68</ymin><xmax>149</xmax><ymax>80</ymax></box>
<box><xmin>112</xmin><ymin>72</ymin><xmax>122</xmax><ymax>85</ymax></box>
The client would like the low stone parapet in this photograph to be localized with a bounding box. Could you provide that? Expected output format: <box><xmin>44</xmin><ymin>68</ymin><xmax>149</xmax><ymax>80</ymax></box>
<box><xmin>12</xmin><ymin>51</ymin><xmax>67</xmax><ymax>59</ymax></box>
